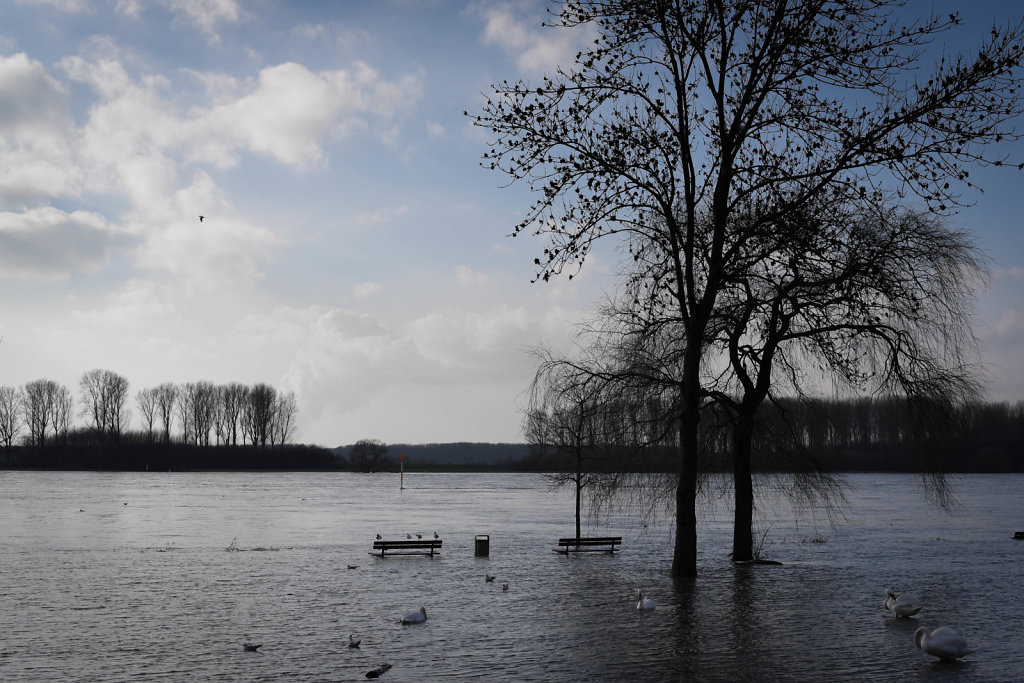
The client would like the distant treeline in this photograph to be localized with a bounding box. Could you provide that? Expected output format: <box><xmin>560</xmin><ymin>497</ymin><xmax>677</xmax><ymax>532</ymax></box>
<box><xmin>2</xmin><ymin>398</ymin><xmax>1021</xmax><ymax>472</ymax></box>
<box><xmin>348</xmin><ymin>398</ymin><xmax>1024</xmax><ymax>474</ymax></box>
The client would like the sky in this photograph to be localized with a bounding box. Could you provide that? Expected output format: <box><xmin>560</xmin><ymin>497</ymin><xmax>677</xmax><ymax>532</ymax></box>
<box><xmin>0</xmin><ymin>1</ymin><xmax>1022</xmax><ymax>448</ymax></box>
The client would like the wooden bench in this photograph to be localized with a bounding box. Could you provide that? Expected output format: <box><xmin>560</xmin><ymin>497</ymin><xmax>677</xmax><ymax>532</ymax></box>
<box><xmin>370</xmin><ymin>539</ymin><xmax>442</xmax><ymax>557</ymax></box>
<box><xmin>554</xmin><ymin>536</ymin><xmax>622</xmax><ymax>553</ymax></box>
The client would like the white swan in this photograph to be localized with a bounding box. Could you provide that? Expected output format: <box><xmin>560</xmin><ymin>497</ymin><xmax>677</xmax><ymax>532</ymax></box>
<box><xmin>637</xmin><ymin>590</ymin><xmax>655</xmax><ymax>610</ymax></box>
<box><xmin>401</xmin><ymin>607</ymin><xmax>427</xmax><ymax>624</ymax></box>
<box><xmin>915</xmin><ymin>626</ymin><xmax>974</xmax><ymax>661</ymax></box>
<box><xmin>884</xmin><ymin>589</ymin><xmax>923</xmax><ymax>618</ymax></box>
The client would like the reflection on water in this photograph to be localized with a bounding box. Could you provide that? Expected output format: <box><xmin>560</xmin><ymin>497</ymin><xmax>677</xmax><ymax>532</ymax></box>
<box><xmin>0</xmin><ymin>471</ymin><xmax>1021</xmax><ymax>681</ymax></box>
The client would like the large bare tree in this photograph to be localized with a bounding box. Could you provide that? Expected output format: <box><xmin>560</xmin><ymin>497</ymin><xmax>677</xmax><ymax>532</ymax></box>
<box><xmin>473</xmin><ymin>0</ymin><xmax>1024</xmax><ymax>576</ymax></box>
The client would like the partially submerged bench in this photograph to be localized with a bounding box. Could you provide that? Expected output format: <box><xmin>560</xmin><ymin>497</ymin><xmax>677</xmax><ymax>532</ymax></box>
<box><xmin>371</xmin><ymin>538</ymin><xmax>442</xmax><ymax>557</ymax></box>
<box><xmin>554</xmin><ymin>536</ymin><xmax>622</xmax><ymax>553</ymax></box>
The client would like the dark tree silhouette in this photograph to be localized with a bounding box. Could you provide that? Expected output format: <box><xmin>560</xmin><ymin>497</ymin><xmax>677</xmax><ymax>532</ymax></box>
<box><xmin>473</xmin><ymin>0</ymin><xmax>1024</xmax><ymax>576</ymax></box>
<box><xmin>349</xmin><ymin>439</ymin><xmax>388</xmax><ymax>472</ymax></box>
<box><xmin>80</xmin><ymin>369</ymin><xmax>130</xmax><ymax>441</ymax></box>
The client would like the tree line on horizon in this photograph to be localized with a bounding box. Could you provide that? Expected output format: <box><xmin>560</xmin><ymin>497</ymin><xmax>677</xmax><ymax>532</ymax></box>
<box><xmin>524</xmin><ymin>395</ymin><xmax>1024</xmax><ymax>475</ymax></box>
<box><xmin>0</xmin><ymin>369</ymin><xmax>298</xmax><ymax>452</ymax></box>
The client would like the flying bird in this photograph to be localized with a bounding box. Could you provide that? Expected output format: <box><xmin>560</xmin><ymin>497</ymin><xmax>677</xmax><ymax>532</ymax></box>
<box><xmin>915</xmin><ymin>626</ymin><xmax>974</xmax><ymax>661</ymax></box>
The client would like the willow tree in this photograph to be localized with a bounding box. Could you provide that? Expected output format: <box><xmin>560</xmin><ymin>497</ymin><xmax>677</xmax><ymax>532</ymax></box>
<box><xmin>473</xmin><ymin>0</ymin><xmax>1024</xmax><ymax>577</ymax></box>
<box><xmin>708</xmin><ymin>200</ymin><xmax>985</xmax><ymax>562</ymax></box>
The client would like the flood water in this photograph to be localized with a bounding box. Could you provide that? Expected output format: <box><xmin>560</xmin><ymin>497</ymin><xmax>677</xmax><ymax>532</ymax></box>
<box><xmin>0</xmin><ymin>471</ymin><xmax>1021</xmax><ymax>681</ymax></box>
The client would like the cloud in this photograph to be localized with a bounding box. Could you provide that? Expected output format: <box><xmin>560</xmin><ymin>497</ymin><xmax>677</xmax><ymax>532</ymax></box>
<box><xmin>15</xmin><ymin>0</ymin><xmax>91</xmax><ymax>12</ymax></box>
<box><xmin>0</xmin><ymin>53</ymin><xmax>78</xmax><ymax>203</ymax></box>
<box><xmin>353</xmin><ymin>281</ymin><xmax>381</xmax><ymax>298</ymax></box>
<box><xmin>992</xmin><ymin>308</ymin><xmax>1024</xmax><ymax>338</ymax></box>
<box><xmin>0</xmin><ymin>207</ymin><xmax>130</xmax><ymax>280</ymax></box>
<box><xmin>456</xmin><ymin>265</ymin><xmax>488</xmax><ymax>286</ymax></box>
<box><xmin>165</xmin><ymin>0</ymin><xmax>245</xmax><ymax>43</ymax></box>
<box><xmin>185</xmin><ymin>61</ymin><xmax>423</xmax><ymax>169</ymax></box>
<box><xmin>473</xmin><ymin>1</ymin><xmax>595</xmax><ymax>73</ymax></box>
<box><xmin>994</xmin><ymin>265</ymin><xmax>1024</xmax><ymax>282</ymax></box>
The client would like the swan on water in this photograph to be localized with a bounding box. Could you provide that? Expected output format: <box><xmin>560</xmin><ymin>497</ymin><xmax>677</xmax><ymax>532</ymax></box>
<box><xmin>915</xmin><ymin>626</ymin><xmax>974</xmax><ymax>661</ymax></box>
<box><xmin>637</xmin><ymin>590</ymin><xmax>655</xmax><ymax>610</ymax></box>
<box><xmin>348</xmin><ymin>634</ymin><xmax>361</xmax><ymax>648</ymax></box>
<box><xmin>401</xmin><ymin>607</ymin><xmax>427</xmax><ymax>624</ymax></box>
<box><xmin>883</xmin><ymin>589</ymin><xmax>923</xmax><ymax>618</ymax></box>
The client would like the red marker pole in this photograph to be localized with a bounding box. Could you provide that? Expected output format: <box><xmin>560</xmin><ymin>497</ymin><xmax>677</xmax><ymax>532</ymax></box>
<box><xmin>400</xmin><ymin>453</ymin><xmax>405</xmax><ymax>490</ymax></box>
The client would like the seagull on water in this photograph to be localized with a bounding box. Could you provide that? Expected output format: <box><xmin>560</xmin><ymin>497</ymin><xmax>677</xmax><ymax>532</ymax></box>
<box><xmin>883</xmin><ymin>589</ymin><xmax>923</xmax><ymax>618</ymax></box>
<box><xmin>407</xmin><ymin>533</ymin><xmax>413</xmax><ymax>539</ymax></box>
<box><xmin>243</xmin><ymin>643</ymin><xmax>262</xmax><ymax>652</ymax></box>
<box><xmin>401</xmin><ymin>607</ymin><xmax>427</xmax><ymax>624</ymax></box>
<box><xmin>416</xmin><ymin>533</ymin><xmax>423</xmax><ymax>539</ymax></box>
<box><xmin>485</xmin><ymin>574</ymin><xmax>496</xmax><ymax>583</ymax></box>
<box><xmin>348</xmin><ymin>634</ymin><xmax>361</xmax><ymax>649</ymax></box>
<box><xmin>434</xmin><ymin>532</ymin><xmax>439</xmax><ymax>539</ymax></box>
<box><xmin>347</xmin><ymin>564</ymin><xmax>358</xmax><ymax>570</ymax></box>
<box><xmin>502</xmin><ymin>583</ymin><xmax>509</xmax><ymax>592</ymax></box>
<box><xmin>376</xmin><ymin>534</ymin><xmax>382</xmax><ymax>540</ymax></box>
<box><xmin>915</xmin><ymin>626</ymin><xmax>974</xmax><ymax>661</ymax></box>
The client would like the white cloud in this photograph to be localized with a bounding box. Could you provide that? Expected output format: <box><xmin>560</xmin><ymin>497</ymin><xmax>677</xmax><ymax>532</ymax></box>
<box><xmin>15</xmin><ymin>0</ymin><xmax>91</xmax><ymax>12</ymax></box>
<box><xmin>353</xmin><ymin>281</ymin><xmax>381</xmax><ymax>298</ymax></box>
<box><xmin>993</xmin><ymin>308</ymin><xmax>1024</xmax><ymax>337</ymax></box>
<box><xmin>456</xmin><ymin>265</ymin><xmax>488</xmax><ymax>287</ymax></box>
<box><xmin>165</xmin><ymin>0</ymin><xmax>244</xmax><ymax>43</ymax></box>
<box><xmin>995</xmin><ymin>265</ymin><xmax>1024</xmax><ymax>282</ymax></box>
<box><xmin>0</xmin><ymin>207</ymin><xmax>129</xmax><ymax>280</ymax></box>
<box><xmin>473</xmin><ymin>1</ymin><xmax>595</xmax><ymax>73</ymax></box>
<box><xmin>0</xmin><ymin>53</ymin><xmax>78</xmax><ymax>202</ymax></box>
<box><xmin>185</xmin><ymin>61</ymin><xmax>423</xmax><ymax>169</ymax></box>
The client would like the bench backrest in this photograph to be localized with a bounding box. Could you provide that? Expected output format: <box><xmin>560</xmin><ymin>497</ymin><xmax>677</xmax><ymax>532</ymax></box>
<box><xmin>557</xmin><ymin>537</ymin><xmax>621</xmax><ymax>545</ymax></box>
<box><xmin>373</xmin><ymin>539</ymin><xmax>442</xmax><ymax>548</ymax></box>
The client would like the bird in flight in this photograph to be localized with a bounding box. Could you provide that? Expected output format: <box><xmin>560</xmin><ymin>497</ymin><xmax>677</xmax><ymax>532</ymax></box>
<box><xmin>198</xmin><ymin>215</ymin><xmax>205</xmax><ymax>222</ymax></box>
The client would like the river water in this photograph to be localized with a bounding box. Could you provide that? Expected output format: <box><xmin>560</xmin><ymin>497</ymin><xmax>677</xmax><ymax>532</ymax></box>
<box><xmin>0</xmin><ymin>471</ymin><xmax>1021</xmax><ymax>681</ymax></box>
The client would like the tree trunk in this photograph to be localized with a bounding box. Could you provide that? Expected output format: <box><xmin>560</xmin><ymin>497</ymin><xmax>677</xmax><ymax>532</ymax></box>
<box><xmin>731</xmin><ymin>415</ymin><xmax>755</xmax><ymax>562</ymax></box>
<box><xmin>575</xmin><ymin>472</ymin><xmax>582</xmax><ymax>541</ymax></box>
<box><xmin>672</xmin><ymin>355</ymin><xmax>702</xmax><ymax>577</ymax></box>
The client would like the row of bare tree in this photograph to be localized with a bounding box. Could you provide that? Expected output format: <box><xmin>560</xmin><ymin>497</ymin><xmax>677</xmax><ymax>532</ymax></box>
<box><xmin>0</xmin><ymin>370</ymin><xmax>297</xmax><ymax>449</ymax></box>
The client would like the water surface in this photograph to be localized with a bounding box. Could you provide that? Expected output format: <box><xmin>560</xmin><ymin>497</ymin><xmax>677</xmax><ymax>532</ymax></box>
<box><xmin>1</xmin><ymin>471</ymin><xmax>1021</xmax><ymax>681</ymax></box>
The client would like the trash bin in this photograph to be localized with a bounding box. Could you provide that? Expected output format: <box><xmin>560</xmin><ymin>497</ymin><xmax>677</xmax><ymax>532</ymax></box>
<box><xmin>474</xmin><ymin>534</ymin><xmax>490</xmax><ymax>557</ymax></box>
